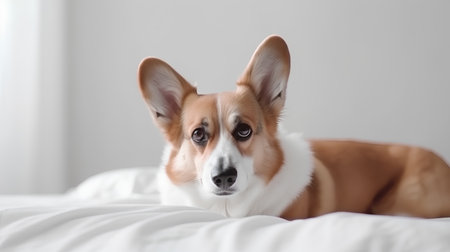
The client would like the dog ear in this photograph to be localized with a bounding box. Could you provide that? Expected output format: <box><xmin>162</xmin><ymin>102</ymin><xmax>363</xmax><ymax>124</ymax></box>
<box><xmin>138</xmin><ymin>57</ymin><xmax>196</xmax><ymax>142</ymax></box>
<box><xmin>237</xmin><ymin>35</ymin><xmax>290</xmax><ymax>116</ymax></box>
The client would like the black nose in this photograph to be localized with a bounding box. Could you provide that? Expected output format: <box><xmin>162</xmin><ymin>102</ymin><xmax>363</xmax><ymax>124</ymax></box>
<box><xmin>212</xmin><ymin>167</ymin><xmax>237</xmax><ymax>190</ymax></box>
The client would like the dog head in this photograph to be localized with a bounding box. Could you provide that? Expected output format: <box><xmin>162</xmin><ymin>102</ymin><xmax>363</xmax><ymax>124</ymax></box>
<box><xmin>138</xmin><ymin>35</ymin><xmax>290</xmax><ymax>198</ymax></box>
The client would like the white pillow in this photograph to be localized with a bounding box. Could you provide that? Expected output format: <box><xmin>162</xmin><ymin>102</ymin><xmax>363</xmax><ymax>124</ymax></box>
<box><xmin>69</xmin><ymin>167</ymin><xmax>160</xmax><ymax>203</ymax></box>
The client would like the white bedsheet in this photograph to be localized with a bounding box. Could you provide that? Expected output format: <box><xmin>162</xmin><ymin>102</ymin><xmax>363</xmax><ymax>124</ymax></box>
<box><xmin>1</xmin><ymin>167</ymin><xmax>449</xmax><ymax>252</ymax></box>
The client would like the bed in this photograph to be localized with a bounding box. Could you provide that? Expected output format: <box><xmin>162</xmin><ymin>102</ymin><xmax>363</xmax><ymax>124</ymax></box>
<box><xmin>1</xmin><ymin>167</ymin><xmax>449</xmax><ymax>252</ymax></box>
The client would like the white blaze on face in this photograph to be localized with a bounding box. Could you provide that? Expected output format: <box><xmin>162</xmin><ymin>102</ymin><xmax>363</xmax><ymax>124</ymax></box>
<box><xmin>201</xmin><ymin>96</ymin><xmax>253</xmax><ymax>196</ymax></box>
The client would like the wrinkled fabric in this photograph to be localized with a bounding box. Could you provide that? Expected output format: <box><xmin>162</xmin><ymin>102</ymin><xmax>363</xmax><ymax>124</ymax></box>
<box><xmin>1</xmin><ymin>167</ymin><xmax>449</xmax><ymax>252</ymax></box>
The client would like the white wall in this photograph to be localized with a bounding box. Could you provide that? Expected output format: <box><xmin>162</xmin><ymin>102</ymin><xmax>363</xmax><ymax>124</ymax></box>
<box><xmin>65</xmin><ymin>0</ymin><xmax>450</xmax><ymax>188</ymax></box>
<box><xmin>0</xmin><ymin>0</ymin><xmax>66</xmax><ymax>193</ymax></box>
<box><xmin>0</xmin><ymin>0</ymin><xmax>40</xmax><ymax>193</ymax></box>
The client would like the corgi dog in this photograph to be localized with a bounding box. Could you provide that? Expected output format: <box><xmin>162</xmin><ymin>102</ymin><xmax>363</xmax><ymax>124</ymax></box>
<box><xmin>138</xmin><ymin>35</ymin><xmax>450</xmax><ymax>219</ymax></box>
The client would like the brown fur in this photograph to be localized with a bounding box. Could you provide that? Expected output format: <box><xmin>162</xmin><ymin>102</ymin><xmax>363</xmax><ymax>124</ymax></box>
<box><xmin>281</xmin><ymin>140</ymin><xmax>450</xmax><ymax>219</ymax></box>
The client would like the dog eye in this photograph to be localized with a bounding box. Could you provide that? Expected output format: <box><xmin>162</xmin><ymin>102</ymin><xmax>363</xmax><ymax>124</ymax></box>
<box><xmin>233</xmin><ymin>123</ymin><xmax>252</xmax><ymax>141</ymax></box>
<box><xmin>192</xmin><ymin>128</ymin><xmax>208</xmax><ymax>145</ymax></box>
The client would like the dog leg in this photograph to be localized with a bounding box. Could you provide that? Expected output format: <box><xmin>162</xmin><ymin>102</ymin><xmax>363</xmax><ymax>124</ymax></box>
<box><xmin>372</xmin><ymin>148</ymin><xmax>450</xmax><ymax>217</ymax></box>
